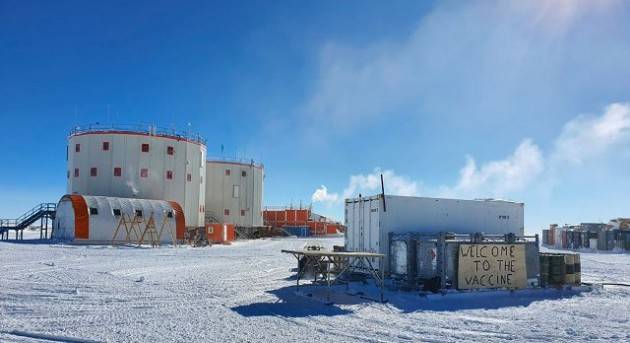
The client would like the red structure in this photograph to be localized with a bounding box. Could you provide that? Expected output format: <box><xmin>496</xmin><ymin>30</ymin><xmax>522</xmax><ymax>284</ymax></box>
<box><xmin>206</xmin><ymin>223</ymin><xmax>236</xmax><ymax>244</ymax></box>
<box><xmin>264</xmin><ymin>208</ymin><xmax>310</xmax><ymax>227</ymax></box>
<box><xmin>263</xmin><ymin>207</ymin><xmax>344</xmax><ymax>235</ymax></box>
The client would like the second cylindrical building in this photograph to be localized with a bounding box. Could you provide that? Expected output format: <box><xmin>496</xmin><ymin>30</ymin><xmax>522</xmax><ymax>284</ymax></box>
<box><xmin>205</xmin><ymin>160</ymin><xmax>264</xmax><ymax>227</ymax></box>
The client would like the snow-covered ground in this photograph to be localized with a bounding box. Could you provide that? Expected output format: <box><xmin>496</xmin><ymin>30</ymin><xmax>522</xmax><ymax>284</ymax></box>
<box><xmin>1</xmin><ymin>235</ymin><xmax>629</xmax><ymax>343</ymax></box>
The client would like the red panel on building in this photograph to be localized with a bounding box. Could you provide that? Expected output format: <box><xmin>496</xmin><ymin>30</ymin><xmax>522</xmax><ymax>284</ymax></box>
<box><xmin>206</xmin><ymin>223</ymin><xmax>236</xmax><ymax>244</ymax></box>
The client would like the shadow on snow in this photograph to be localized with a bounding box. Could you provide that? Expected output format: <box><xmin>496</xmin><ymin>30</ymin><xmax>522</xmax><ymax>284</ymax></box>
<box><xmin>232</xmin><ymin>281</ymin><xmax>588</xmax><ymax>317</ymax></box>
<box><xmin>390</xmin><ymin>287</ymin><xmax>587</xmax><ymax>312</ymax></box>
<box><xmin>0</xmin><ymin>238</ymin><xmax>60</xmax><ymax>245</ymax></box>
<box><xmin>231</xmin><ymin>285</ymin><xmax>352</xmax><ymax>318</ymax></box>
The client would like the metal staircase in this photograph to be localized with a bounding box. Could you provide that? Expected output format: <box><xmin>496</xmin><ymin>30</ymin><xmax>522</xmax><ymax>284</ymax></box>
<box><xmin>0</xmin><ymin>203</ymin><xmax>56</xmax><ymax>240</ymax></box>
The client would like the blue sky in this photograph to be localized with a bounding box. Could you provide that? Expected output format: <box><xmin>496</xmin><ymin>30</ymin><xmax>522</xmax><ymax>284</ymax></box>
<box><xmin>1</xmin><ymin>1</ymin><xmax>630</xmax><ymax>233</ymax></box>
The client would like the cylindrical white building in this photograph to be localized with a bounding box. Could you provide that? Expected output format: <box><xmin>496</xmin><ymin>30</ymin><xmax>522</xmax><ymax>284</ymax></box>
<box><xmin>66</xmin><ymin>126</ymin><xmax>206</xmax><ymax>228</ymax></box>
<box><xmin>53</xmin><ymin>194</ymin><xmax>185</xmax><ymax>243</ymax></box>
<box><xmin>205</xmin><ymin>160</ymin><xmax>264</xmax><ymax>227</ymax></box>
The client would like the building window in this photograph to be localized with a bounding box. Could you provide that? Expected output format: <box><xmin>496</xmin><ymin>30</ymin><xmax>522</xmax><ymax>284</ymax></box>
<box><xmin>67</xmin><ymin>170</ymin><xmax>70</xmax><ymax>179</ymax></box>
<box><xmin>187</xmin><ymin>173</ymin><xmax>192</xmax><ymax>182</ymax></box>
<box><xmin>74</xmin><ymin>168</ymin><xmax>79</xmax><ymax>177</ymax></box>
<box><xmin>241</xmin><ymin>209</ymin><xmax>245</xmax><ymax>216</ymax></box>
<box><xmin>75</xmin><ymin>144</ymin><xmax>80</xmax><ymax>153</ymax></box>
<box><xmin>140</xmin><ymin>168</ymin><xmax>148</xmax><ymax>178</ymax></box>
<box><xmin>166</xmin><ymin>170</ymin><xmax>173</xmax><ymax>180</ymax></box>
<box><xmin>225</xmin><ymin>169</ymin><xmax>231</xmax><ymax>176</ymax></box>
<box><xmin>167</xmin><ymin>146</ymin><xmax>174</xmax><ymax>155</ymax></box>
<box><xmin>233</xmin><ymin>184</ymin><xmax>240</xmax><ymax>198</ymax></box>
<box><xmin>135</xmin><ymin>210</ymin><xmax>143</xmax><ymax>217</ymax></box>
<box><xmin>113</xmin><ymin>209</ymin><xmax>121</xmax><ymax>216</ymax></box>
<box><xmin>102</xmin><ymin>141</ymin><xmax>110</xmax><ymax>151</ymax></box>
<box><xmin>241</xmin><ymin>170</ymin><xmax>247</xmax><ymax>177</ymax></box>
<box><xmin>166</xmin><ymin>211</ymin><xmax>173</xmax><ymax>218</ymax></box>
<box><xmin>114</xmin><ymin>167</ymin><xmax>122</xmax><ymax>177</ymax></box>
<box><xmin>90</xmin><ymin>167</ymin><xmax>97</xmax><ymax>177</ymax></box>
<box><xmin>224</xmin><ymin>209</ymin><xmax>230</xmax><ymax>216</ymax></box>
<box><xmin>89</xmin><ymin>207</ymin><xmax>98</xmax><ymax>215</ymax></box>
<box><xmin>141</xmin><ymin>143</ymin><xmax>149</xmax><ymax>152</ymax></box>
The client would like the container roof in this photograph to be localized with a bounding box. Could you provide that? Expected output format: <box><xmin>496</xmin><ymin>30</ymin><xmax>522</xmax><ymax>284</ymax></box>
<box><xmin>344</xmin><ymin>194</ymin><xmax>524</xmax><ymax>205</ymax></box>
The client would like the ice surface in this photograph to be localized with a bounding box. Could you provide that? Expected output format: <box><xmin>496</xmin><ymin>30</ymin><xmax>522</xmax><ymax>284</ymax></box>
<box><xmin>1</xmin><ymin>236</ymin><xmax>629</xmax><ymax>342</ymax></box>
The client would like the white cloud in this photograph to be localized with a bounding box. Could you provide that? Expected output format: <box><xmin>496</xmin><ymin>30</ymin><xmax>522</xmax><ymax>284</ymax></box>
<box><xmin>552</xmin><ymin>103</ymin><xmax>630</xmax><ymax>164</ymax></box>
<box><xmin>445</xmin><ymin>104</ymin><xmax>630</xmax><ymax>198</ymax></box>
<box><xmin>450</xmin><ymin>104</ymin><xmax>630</xmax><ymax>198</ymax></box>
<box><xmin>342</xmin><ymin>169</ymin><xmax>419</xmax><ymax>200</ymax></box>
<box><xmin>300</xmin><ymin>1</ymin><xmax>624</xmax><ymax>134</ymax></box>
<box><xmin>311</xmin><ymin>185</ymin><xmax>339</xmax><ymax>205</ymax></box>
<box><xmin>312</xmin><ymin>102</ymin><xmax>630</xmax><ymax>211</ymax></box>
<box><xmin>452</xmin><ymin>139</ymin><xmax>544</xmax><ymax>197</ymax></box>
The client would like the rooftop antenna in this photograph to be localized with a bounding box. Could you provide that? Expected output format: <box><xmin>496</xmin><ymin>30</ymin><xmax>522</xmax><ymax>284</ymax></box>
<box><xmin>107</xmin><ymin>104</ymin><xmax>110</xmax><ymax>126</ymax></box>
<box><xmin>380</xmin><ymin>173</ymin><xmax>387</xmax><ymax>212</ymax></box>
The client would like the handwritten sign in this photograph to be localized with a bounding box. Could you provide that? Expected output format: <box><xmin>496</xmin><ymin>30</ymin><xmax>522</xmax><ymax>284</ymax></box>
<box><xmin>457</xmin><ymin>244</ymin><xmax>527</xmax><ymax>290</ymax></box>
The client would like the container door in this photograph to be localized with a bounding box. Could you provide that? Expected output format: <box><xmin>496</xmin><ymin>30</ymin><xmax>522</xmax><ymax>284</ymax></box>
<box><xmin>345</xmin><ymin>197</ymin><xmax>380</xmax><ymax>264</ymax></box>
<box><xmin>368</xmin><ymin>198</ymin><xmax>380</xmax><ymax>254</ymax></box>
<box><xmin>345</xmin><ymin>200</ymin><xmax>362</xmax><ymax>251</ymax></box>
<box><xmin>358</xmin><ymin>199</ymin><xmax>365</xmax><ymax>251</ymax></box>
<box><xmin>359</xmin><ymin>197</ymin><xmax>381</xmax><ymax>269</ymax></box>
<box><xmin>359</xmin><ymin>198</ymin><xmax>378</xmax><ymax>253</ymax></box>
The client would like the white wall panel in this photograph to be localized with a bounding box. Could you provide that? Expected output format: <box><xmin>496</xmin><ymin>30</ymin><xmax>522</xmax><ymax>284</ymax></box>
<box><xmin>205</xmin><ymin>161</ymin><xmax>264</xmax><ymax>227</ymax></box>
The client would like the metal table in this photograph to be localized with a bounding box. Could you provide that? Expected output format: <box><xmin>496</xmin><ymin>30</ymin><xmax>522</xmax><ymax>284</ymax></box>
<box><xmin>281</xmin><ymin>249</ymin><xmax>386</xmax><ymax>303</ymax></box>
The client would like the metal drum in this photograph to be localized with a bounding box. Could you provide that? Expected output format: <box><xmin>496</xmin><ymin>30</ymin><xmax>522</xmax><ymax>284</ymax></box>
<box><xmin>564</xmin><ymin>254</ymin><xmax>575</xmax><ymax>284</ymax></box>
<box><xmin>549</xmin><ymin>254</ymin><xmax>566</xmax><ymax>285</ymax></box>
<box><xmin>539</xmin><ymin>254</ymin><xmax>550</xmax><ymax>287</ymax></box>
<box><xmin>584</xmin><ymin>232</ymin><xmax>589</xmax><ymax>248</ymax></box>
<box><xmin>562</xmin><ymin>230</ymin><xmax>569</xmax><ymax>249</ymax></box>
<box><xmin>607</xmin><ymin>231</ymin><xmax>616</xmax><ymax>250</ymax></box>
<box><xmin>575</xmin><ymin>231</ymin><xmax>583</xmax><ymax>249</ymax></box>
<box><xmin>574</xmin><ymin>254</ymin><xmax>581</xmax><ymax>285</ymax></box>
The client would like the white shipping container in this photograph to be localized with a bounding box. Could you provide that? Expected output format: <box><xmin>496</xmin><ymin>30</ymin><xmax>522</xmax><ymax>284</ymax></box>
<box><xmin>344</xmin><ymin>195</ymin><xmax>525</xmax><ymax>271</ymax></box>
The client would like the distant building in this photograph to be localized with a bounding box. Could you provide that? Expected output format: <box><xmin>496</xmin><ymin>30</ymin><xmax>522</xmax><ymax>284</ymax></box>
<box><xmin>542</xmin><ymin>219</ymin><xmax>630</xmax><ymax>252</ymax></box>
<box><xmin>608</xmin><ymin>218</ymin><xmax>630</xmax><ymax>230</ymax></box>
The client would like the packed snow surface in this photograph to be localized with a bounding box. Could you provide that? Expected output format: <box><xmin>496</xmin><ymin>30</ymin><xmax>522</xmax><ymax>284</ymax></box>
<box><xmin>1</xmin><ymin>235</ymin><xmax>630</xmax><ymax>342</ymax></box>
